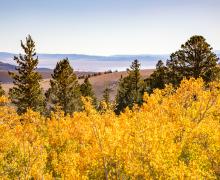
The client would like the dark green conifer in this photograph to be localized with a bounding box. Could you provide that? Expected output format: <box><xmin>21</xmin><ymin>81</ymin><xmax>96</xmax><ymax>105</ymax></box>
<box><xmin>80</xmin><ymin>76</ymin><xmax>97</xmax><ymax>106</ymax></box>
<box><xmin>145</xmin><ymin>60</ymin><xmax>168</xmax><ymax>93</ymax></box>
<box><xmin>98</xmin><ymin>86</ymin><xmax>112</xmax><ymax>111</ymax></box>
<box><xmin>8</xmin><ymin>35</ymin><xmax>45</xmax><ymax>114</ymax></box>
<box><xmin>80</xmin><ymin>77</ymin><xmax>95</xmax><ymax>97</ymax></box>
<box><xmin>167</xmin><ymin>35</ymin><xmax>220</xmax><ymax>84</ymax></box>
<box><xmin>146</xmin><ymin>35</ymin><xmax>220</xmax><ymax>92</ymax></box>
<box><xmin>102</xmin><ymin>86</ymin><xmax>111</xmax><ymax>105</ymax></box>
<box><xmin>46</xmin><ymin>58</ymin><xmax>82</xmax><ymax>115</ymax></box>
<box><xmin>0</xmin><ymin>83</ymin><xmax>5</xmax><ymax>96</ymax></box>
<box><xmin>115</xmin><ymin>60</ymin><xmax>144</xmax><ymax>114</ymax></box>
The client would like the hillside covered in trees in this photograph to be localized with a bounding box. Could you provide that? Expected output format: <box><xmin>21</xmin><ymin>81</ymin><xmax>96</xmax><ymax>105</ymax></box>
<box><xmin>0</xmin><ymin>35</ymin><xmax>220</xmax><ymax>179</ymax></box>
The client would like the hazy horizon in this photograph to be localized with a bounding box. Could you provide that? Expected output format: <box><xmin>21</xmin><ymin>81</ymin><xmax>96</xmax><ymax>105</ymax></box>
<box><xmin>0</xmin><ymin>52</ymin><xmax>170</xmax><ymax>71</ymax></box>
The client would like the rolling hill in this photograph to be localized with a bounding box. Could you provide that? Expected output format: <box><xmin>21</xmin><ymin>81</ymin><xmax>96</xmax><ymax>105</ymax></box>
<box><xmin>1</xmin><ymin>69</ymin><xmax>154</xmax><ymax>100</ymax></box>
<box><xmin>0</xmin><ymin>61</ymin><xmax>53</xmax><ymax>83</ymax></box>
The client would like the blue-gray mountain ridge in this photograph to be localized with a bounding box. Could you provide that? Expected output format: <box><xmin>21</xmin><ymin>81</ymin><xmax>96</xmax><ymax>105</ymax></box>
<box><xmin>0</xmin><ymin>52</ymin><xmax>219</xmax><ymax>72</ymax></box>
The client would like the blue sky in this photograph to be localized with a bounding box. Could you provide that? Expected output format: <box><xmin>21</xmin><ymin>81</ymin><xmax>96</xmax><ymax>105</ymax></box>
<box><xmin>0</xmin><ymin>0</ymin><xmax>219</xmax><ymax>55</ymax></box>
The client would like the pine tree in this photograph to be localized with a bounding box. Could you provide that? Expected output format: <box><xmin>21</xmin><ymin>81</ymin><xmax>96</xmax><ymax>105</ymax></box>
<box><xmin>8</xmin><ymin>35</ymin><xmax>45</xmax><ymax>114</ymax></box>
<box><xmin>102</xmin><ymin>86</ymin><xmax>111</xmax><ymax>105</ymax></box>
<box><xmin>46</xmin><ymin>58</ymin><xmax>82</xmax><ymax>115</ymax></box>
<box><xmin>80</xmin><ymin>77</ymin><xmax>95</xmax><ymax>97</ymax></box>
<box><xmin>80</xmin><ymin>76</ymin><xmax>97</xmax><ymax>106</ymax></box>
<box><xmin>128</xmin><ymin>59</ymin><xmax>143</xmax><ymax>102</ymax></box>
<box><xmin>146</xmin><ymin>35</ymin><xmax>220</xmax><ymax>92</ymax></box>
<box><xmin>115</xmin><ymin>60</ymin><xmax>144</xmax><ymax>114</ymax></box>
<box><xmin>145</xmin><ymin>60</ymin><xmax>168</xmax><ymax>93</ymax></box>
<box><xmin>0</xmin><ymin>83</ymin><xmax>5</xmax><ymax>96</ymax></box>
<box><xmin>98</xmin><ymin>86</ymin><xmax>112</xmax><ymax>111</ymax></box>
<box><xmin>167</xmin><ymin>35</ymin><xmax>220</xmax><ymax>84</ymax></box>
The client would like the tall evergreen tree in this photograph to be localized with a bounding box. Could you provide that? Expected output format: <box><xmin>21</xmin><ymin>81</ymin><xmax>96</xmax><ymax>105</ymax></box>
<box><xmin>146</xmin><ymin>35</ymin><xmax>220</xmax><ymax>92</ymax></box>
<box><xmin>0</xmin><ymin>83</ymin><xmax>5</xmax><ymax>96</ymax></box>
<box><xmin>46</xmin><ymin>58</ymin><xmax>82</xmax><ymax>115</ymax></box>
<box><xmin>8</xmin><ymin>35</ymin><xmax>45</xmax><ymax>114</ymax></box>
<box><xmin>145</xmin><ymin>60</ymin><xmax>168</xmax><ymax>93</ymax></box>
<box><xmin>98</xmin><ymin>86</ymin><xmax>112</xmax><ymax>111</ymax></box>
<box><xmin>80</xmin><ymin>77</ymin><xmax>95</xmax><ymax>97</ymax></box>
<box><xmin>167</xmin><ymin>35</ymin><xmax>220</xmax><ymax>85</ymax></box>
<box><xmin>80</xmin><ymin>76</ymin><xmax>97</xmax><ymax>106</ymax></box>
<box><xmin>102</xmin><ymin>86</ymin><xmax>111</xmax><ymax>105</ymax></box>
<box><xmin>115</xmin><ymin>60</ymin><xmax>144</xmax><ymax>114</ymax></box>
<box><xmin>128</xmin><ymin>59</ymin><xmax>142</xmax><ymax>102</ymax></box>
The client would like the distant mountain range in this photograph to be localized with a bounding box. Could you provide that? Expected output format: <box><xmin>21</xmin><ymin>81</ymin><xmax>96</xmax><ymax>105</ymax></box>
<box><xmin>0</xmin><ymin>51</ymin><xmax>219</xmax><ymax>72</ymax></box>
<box><xmin>0</xmin><ymin>61</ymin><xmax>16</xmax><ymax>71</ymax></box>
<box><xmin>0</xmin><ymin>60</ymin><xmax>92</xmax><ymax>83</ymax></box>
<box><xmin>0</xmin><ymin>52</ymin><xmax>169</xmax><ymax>61</ymax></box>
<box><xmin>0</xmin><ymin>61</ymin><xmax>51</xmax><ymax>72</ymax></box>
<box><xmin>0</xmin><ymin>52</ymin><xmax>169</xmax><ymax>71</ymax></box>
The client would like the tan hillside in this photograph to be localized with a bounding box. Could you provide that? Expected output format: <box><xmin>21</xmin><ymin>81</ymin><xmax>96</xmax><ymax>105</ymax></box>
<box><xmin>2</xmin><ymin>69</ymin><xmax>154</xmax><ymax>100</ymax></box>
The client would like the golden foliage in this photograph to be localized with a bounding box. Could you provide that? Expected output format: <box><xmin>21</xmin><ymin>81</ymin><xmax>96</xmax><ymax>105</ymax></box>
<box><xmin>0</xmin><ymin>78</ymin><xmax>219</xmax><ymax>179</ymax></box>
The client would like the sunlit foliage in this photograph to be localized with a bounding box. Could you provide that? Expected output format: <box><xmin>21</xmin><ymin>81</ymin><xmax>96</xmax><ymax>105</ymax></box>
<box><xmin>0</xmin><ymin>78</ymin><xmax>219</xmax><ymax>179</ymax></box>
